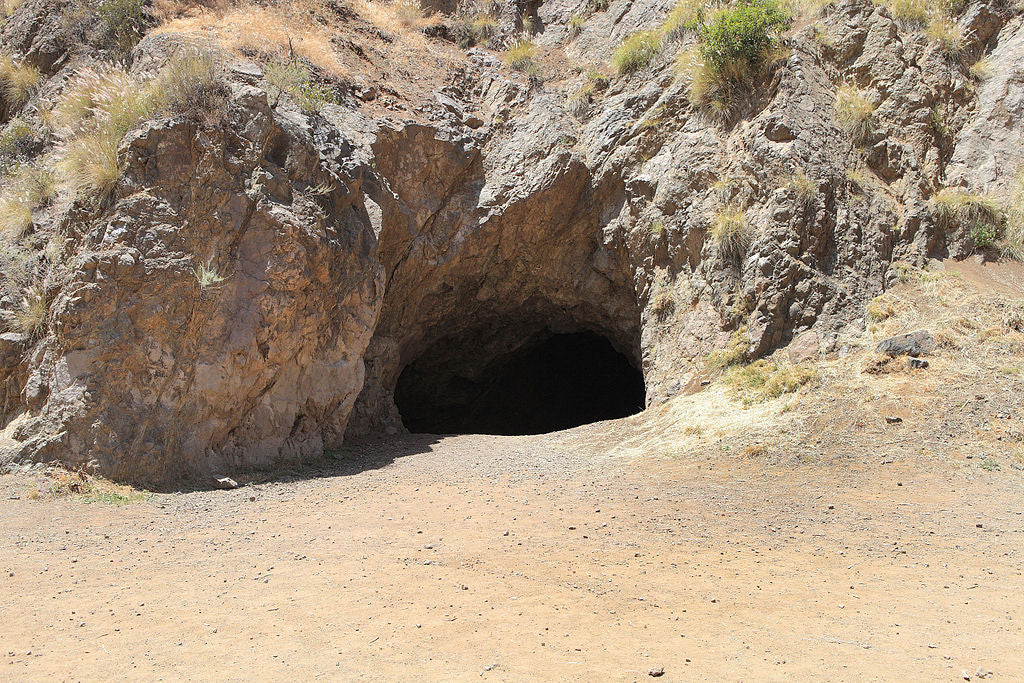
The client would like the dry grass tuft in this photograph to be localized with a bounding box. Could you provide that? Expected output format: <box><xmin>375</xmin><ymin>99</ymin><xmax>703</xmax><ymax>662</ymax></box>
<box><xmin>710</xmin><ymin>204</ymin><xmax>751</xmax><ymax>258</ymax></box>
<box><xmin>0</xmin><ymin>55</ymin><xmax>41</xmax><ymax>108</ymax></box>
<box><xmin>612</xmin><ymin>31</ymin><xmax>662</xmax><ymax>75</ymax></box>
<box><xmin>706</xmin><ymin>326</ymin><xmax>749</xmax><ymax>371</ymax></box>
<box><xmin>724</xmin><ymin>359</ymin><xmax>816</xmax><ymax>406</ymax></box>
<box><xmin>834</xmin><ymin>84</ymin><xmax>875</xmax><ymax>144</ymax></box>
<box><xmin>505</xmin><ymin>39</ymin><xmax>537</xmax><ymax>72</ymax></box>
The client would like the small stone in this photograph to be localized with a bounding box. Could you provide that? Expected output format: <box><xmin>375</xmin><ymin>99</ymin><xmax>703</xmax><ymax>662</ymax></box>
<box><xmin>214</xmin><ymin>477</ymin><xmax>238</xmax><ymax>490</ymax></box>
<box><xmin>648</xmin><ymin>666</ymin><xmax>665</xmax><ymax>677</ymax></box>
<box><xmin>885</xmin><ymin>416</ymin><xmax>903</xmax><ymax>424</ymax></box>
<box><xmin>908</xmin><ymin>357</ymin><xmax>929</xmax><ymax>369</ymax></box>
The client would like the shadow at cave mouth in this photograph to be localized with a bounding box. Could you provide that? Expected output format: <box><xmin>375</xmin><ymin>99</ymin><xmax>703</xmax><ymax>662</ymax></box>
<box><xmin>394</xmin><ymin>331</ymin><xmax>646</xmax><ymax>436</ymax></box>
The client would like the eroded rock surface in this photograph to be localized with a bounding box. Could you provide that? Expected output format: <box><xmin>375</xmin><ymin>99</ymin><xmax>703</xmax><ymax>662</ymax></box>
<box><xmin>0</xmin><ymin>0</ymin><xmax>1022</xmax><ymax>484</ymax></box>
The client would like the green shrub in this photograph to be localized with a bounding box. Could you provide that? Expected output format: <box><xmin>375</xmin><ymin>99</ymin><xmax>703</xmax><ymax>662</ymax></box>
<box><xmin>264</xmin><ymin>59</ymin><xmax>336</xmax><ymax>113</ymax></box>
<box><xmin>698</xmin><ymin>0</ymin><xmax>788</xmax><ymax>72</ymax></box>
<box><xmin>265</xmin><ymin>59</ymin><xmax>308</xmax><ymax>105</ymax></box>
<box><xmin>505</xmin><ymin>39</ymin><xmax>536</xmax><ymax>71</ymax></box>
<box><xmin>971</xmin><ymin>222</ymin><xmax>997</xmax><ymax>249</ymax></box>
<box><xmin>95</xmin><ymin>0</ymin><xmax>147</xmax><ymax>54</ymax></box>
<box><xmin>677</xmin><ymin>0</ymin><xmax>789</xmax><ymax>117</ymax></box>
<box><xmin>612</xmin><ymin>31</ymin><xmax>662</xmax><ymax>75</ymax></box>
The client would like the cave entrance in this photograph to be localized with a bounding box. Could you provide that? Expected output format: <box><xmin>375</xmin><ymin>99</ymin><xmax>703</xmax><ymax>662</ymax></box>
<box><xmin>394</xmin><ymin>331</ymin><xmax>646</xmax><ymax>436</ymax></box>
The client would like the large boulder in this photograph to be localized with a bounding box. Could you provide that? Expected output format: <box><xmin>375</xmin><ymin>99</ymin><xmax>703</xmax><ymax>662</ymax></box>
<box><xmin>6</xmin><ymin>85</ymin><xmax>383</xmax><ymax>485</ymax></box>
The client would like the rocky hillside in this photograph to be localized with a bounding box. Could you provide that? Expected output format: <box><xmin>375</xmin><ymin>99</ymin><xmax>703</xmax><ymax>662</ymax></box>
<box><xmin>0</xmin><ymin>0</ymin><xmax>1021</xmax><ymax>485</ymax></box>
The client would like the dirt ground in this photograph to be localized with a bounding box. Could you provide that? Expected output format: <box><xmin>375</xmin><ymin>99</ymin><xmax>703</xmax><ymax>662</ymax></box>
<box><xmin>2</xmin><ymin>433</ymin><xmax>1023</xmax><ymax>681</ymax></box>
<box><xmin>2</xmin><ymin>260</ymin><xmax>1023</xmax><ymax>681</ymax></box>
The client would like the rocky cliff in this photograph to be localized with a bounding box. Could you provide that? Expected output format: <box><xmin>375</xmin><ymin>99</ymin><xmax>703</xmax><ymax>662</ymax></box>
<box><xmin>0</xmin><ymin>0</ymin><xmax>1021</xmax><ymax>485</ymax></box>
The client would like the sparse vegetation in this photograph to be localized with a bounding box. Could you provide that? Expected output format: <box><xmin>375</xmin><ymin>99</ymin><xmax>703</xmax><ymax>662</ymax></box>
<box><xmin>505</xmin><ymin>39</ymin><xmax>537</xmax><ymax>72</ymax></box>
<box><xmin>454</xmin><ymin>4</ymin><xmax>499</xmax><ymax>47</ymax></box>
<box><xmin>566</xmin><ymin>13</ymin><xmax>586</xmax><ymax>38</ymax></box>
<box><xmin>0</xmin><ymin>117</ymin><xmax>35</xmax><ymax>159</ymax></box>
<box><xmin>710</xmin><ymin>204</ymin><xmax>751</xmax><ymax>258</ymax></box>
<box><xmin>724</xmin><ymin>359</ymin><xmax>816</xmax><ymax>406</ymax></box>
<box><xmin>661</xmin><ymin>0</ymin><xmax>710</xmax><ymax>43</ymax></box>
<box><xmin>969</xmin><ymin>57</ymin><xmax>993</xmax><ymax>81</ymax></box>
<box><xmin>677</xmin><ymin>0</ymin><xmax>790</xmax><ymax>119</ymax></box>
<box><xmin>95</xmin><ymin>0</ymin><xmax>148</xmax><ymax>54</ymax></box>
<box><xmin>264</xmin><ymin>58</ymin><xmax>336</xmax><ymax>113</ymax></box>
<box><xmin>612</xmin><ymin>30</ymin><xmax>662</xmax><ymax>75</ymax></box>
<box><xmin>931</xmin><ymin>188</ymin><xmax>1003</xmax><ymax>248</ymax></box>
<box><xmin>2</xmin><ymin>0</ymin><xmax>23</xmax><ymax>16</ymax></box>
<box><xmin>566</xmin><ymin>82</ymin><xmax>595</xmax><ymax>118</ymax></box>
<box><xmin>847</xmin><ymin>165</ymin><xmax>871</xmax><ymax>191</ymax></box>
<box><xmin>786</xmin><ymin>169</ymin><xmax>817</xmax><ymax>206</ymax></box>
<box><xmin>153</xmin><ymin>50</ymin><xmax>229</xmax><ymax>123</ymax></box>
<box><xmin>0</xmin><ymin>55</ymin><xmax>42</xmax><ymax>108</ymax></box>
<box><xmin>925</xmin><ymin>14</ymin><xmax>965</xmax><ymax>55</ymax></box>
<box><xmin>0</xmin><ymin>163</ymin><xmax>56</xmax><ymax>237</ymax></box>
<box><xmin>930</xmin><ymin>102</ymin><xmax>948</xmax><ymax>137</ymax></box>
<box><xmin>11</xmin><ymin>284</ymin><xmax>47</xmax><ymax>338</ymax></box>
<box><xmin>706</xmin><ymin>326</ymin><xmax>749</xmax><ymax>370</ymax></box>
<box><xmin>1003</xmin><ymin>171</ymin><xmax>1024</xmax><ymax>261</ymax></box>
<box><xmin>834</xmin><ymin>84</ymin><xmax>875</xmax><ymax>144</ymax></box>
<box><xmin>651</xmin><ymin>288</ymin><xmax>676</xmax><ymax>320</ymax></box>
<box><xmin>194</xmin><ymin>258</ymin><xmax>228</xmax><ymax>289</ymax></box>
<box><xmin>48</xmin><ymin>465</ymin><xmax>151</xmax><ymax>504</ymax></box>
<box><xmin>879</xmin><ymin>0</ymin><xmax>928</xmax><ymax>27</ymax></box>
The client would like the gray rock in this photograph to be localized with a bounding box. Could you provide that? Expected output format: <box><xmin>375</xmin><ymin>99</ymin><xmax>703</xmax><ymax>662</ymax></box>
<box><xmin>877</xmin><ymin>331</ymin><xmax>936</xmax><ymax>358</ymax></box>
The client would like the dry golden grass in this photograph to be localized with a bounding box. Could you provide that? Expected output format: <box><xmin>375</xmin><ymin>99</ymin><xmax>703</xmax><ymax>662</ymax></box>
<box><xmin>155</xmin><ymin>4</ymin><xmax>347</xmax><ymax>77</ymax></box>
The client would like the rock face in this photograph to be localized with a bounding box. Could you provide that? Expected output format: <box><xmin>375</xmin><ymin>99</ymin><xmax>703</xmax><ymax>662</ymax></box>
<box><xmin>0</xmin><ymin>0</ymin><xmax>1022</xmax><ymax>484</ymax></box>
<box><xmin>7</xmin><ymin>81</ymin><xmax>383</xmax><ymax>483</ymax></box>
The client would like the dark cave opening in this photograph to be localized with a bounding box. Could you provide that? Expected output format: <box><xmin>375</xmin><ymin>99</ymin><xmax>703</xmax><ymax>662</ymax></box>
<box><xmin>394</xmin><ymin>331</ymin><xmax>646</xmax><ymax>436</ymax></box>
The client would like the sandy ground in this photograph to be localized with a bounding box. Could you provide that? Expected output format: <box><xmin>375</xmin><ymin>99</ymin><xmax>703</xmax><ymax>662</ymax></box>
<box><xmin>2</xmin><ymin>260</ymin><xmax>1023</xmax><ymax>681</ymax></box>
<box><xmin>2</xmin><ymin>431</ymin><xmax>1022</xmax><ymax>682</ymax></box>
